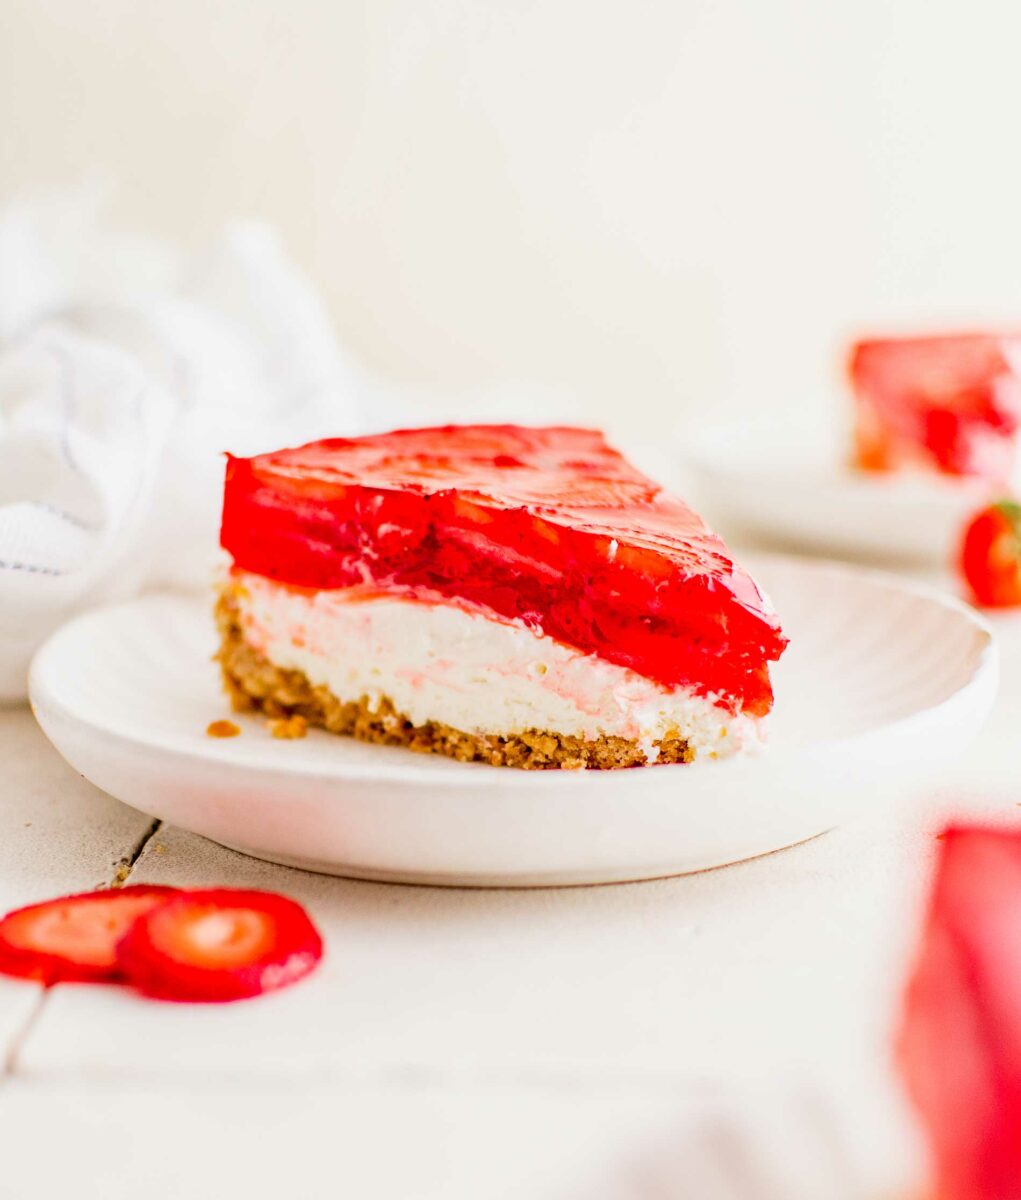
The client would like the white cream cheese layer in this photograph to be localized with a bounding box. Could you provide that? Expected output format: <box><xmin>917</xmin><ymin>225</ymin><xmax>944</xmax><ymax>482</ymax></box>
<box><xmin>233</xmin><ymin>572</ymin><xmax>764</xmax><ymax>761</ymax></box>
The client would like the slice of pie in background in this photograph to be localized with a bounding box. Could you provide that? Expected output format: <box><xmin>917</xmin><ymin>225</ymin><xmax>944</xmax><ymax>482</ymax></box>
<box><xmin>849</xmin><ymin>333</ymin><xmax>1021</xmax><ymax>485</ymax></box>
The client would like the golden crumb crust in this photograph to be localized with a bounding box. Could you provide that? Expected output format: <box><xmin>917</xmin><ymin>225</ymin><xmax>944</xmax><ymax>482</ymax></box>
<box><xmin>215</xmin><ymin>589</ymin><xmax>693</xmax><ymax>770</ymax></box>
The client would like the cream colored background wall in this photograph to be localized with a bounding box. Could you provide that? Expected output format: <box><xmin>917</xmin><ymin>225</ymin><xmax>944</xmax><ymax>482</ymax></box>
<box><xmin>2</xmin><ymin>0</ymin><xmax>1021</xmax><ymax>435</ymax></box>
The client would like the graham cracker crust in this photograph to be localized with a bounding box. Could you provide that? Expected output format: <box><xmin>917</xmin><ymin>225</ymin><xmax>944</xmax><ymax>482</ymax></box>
<box><xmin>215</xmin><ymin>591</ymin><xmax>693</xmax><ymax>770</ymax></box>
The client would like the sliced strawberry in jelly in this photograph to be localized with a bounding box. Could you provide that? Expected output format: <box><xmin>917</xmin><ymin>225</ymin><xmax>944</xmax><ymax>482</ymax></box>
<box><xmin>898</xmin><ymin>826</ymin><xmax>1021</xmax><ymax>1199</ymax></box>
<box><xmin>849</xmin><ymin>334</ymin><xmax>1021</xmax><ymax>481</ymax></box>
<box><xmin>116</xmin><ymin>889</ymin><xmax>322</xmax><ymax>1003</ymax></box>
<box><xmin>0</xmin><ymin>886</ymin><xmax>179</xmax><ymax>985</ymax></box>
<box><xmin>220</xmin><ymin>425</ymin><xmax>787</xmax><ymax>714</ymax></box>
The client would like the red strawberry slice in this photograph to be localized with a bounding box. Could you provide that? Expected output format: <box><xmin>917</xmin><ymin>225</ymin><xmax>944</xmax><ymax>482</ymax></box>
<box><xmin>898</xmin><ymin>826</ymin><xmax>1021</xmax><ymax>1199</ymax></box>
<box><xmin>0</xmin><ymin>886</ymin><xmax>178</xmax><ymax>985</ymax></box>
<box><xmin>116</xmin><ymin>889</ymin><xmax>322</xmax><ymax>1003</ymax></box>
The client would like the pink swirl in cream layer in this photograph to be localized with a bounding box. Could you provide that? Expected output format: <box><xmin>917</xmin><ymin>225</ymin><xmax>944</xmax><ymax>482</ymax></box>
<box><xmin>232</xmin><ymin>571</ymin><xmax>767</xmax><ymax>762</ymax></box>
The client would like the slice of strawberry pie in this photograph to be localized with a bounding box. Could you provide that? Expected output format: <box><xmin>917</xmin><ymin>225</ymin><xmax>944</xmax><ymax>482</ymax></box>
<box><xmin>217</xmin><ymin>425</ymin><xmax>787</xmax><ymax>769</ymax></box>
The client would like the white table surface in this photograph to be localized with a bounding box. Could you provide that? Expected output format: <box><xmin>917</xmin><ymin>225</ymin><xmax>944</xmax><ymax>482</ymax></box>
<box><xmin>2</xmin><ymin>581</ymin><xmax>1019</xmax><ymax>1199</ymax></box>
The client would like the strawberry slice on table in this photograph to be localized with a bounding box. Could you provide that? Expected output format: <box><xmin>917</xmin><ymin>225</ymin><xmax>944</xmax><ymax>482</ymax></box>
<box><xmin>0</xmin><ymin>887</ymin><xmax>178</xmax><ymax>985</ymax></box>
<box><xmin>959</xmin><ymin>499</ymin><xmax>1021</xmax><ymax>608</ymax></box>
<box><xmin>116</xmin><ymin>889</ymin><xmax>322</xmax><ymax>1003</ymax></box>
<box><xmin>898</xmin><ymin>826</ymin><xmax>1021</xmax><ymax>1200</ymax></box>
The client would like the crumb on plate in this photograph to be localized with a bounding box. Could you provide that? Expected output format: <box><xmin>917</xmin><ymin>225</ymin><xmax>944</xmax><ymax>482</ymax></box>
<box><xmin>269</xmin><ymin>714</ymin><xmax>308</xmax><ymax>740</ymax></box>
<box><xmin>207</xmin><ymin>719</ymin><xmax>241</xmax><ymax>739</ymax></box>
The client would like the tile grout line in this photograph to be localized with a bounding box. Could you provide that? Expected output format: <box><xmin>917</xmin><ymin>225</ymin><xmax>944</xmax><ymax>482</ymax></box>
<box><xmin>110</xmin><ymin>817</ymin><xmax>163</xmax><ymax>887</ymax></box>
<box><xmin>1</xmin><ymin>1060</ymin><xmax>773</xmax><ymax>1093</ymax></box>
<box><xmin>2</xmin><ymin>817</ymin><xmax>165</xmax><ymax>1081</ymax></box>
<box><xmin>1</xmin><ymin>990</ymin><xmax>48</xmax><ymax>1080</ymax></box>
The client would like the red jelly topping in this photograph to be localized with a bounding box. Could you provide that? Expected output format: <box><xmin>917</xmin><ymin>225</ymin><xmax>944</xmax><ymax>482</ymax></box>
<box><xmin>220</xmin><ymin>425</ymin><xmax>787</xmax><ymax>714</ymax></box>
<box><xmin>850</xmin><ymin>333</ymin><xmax>1021</xmax><ymax>482</ymax></box>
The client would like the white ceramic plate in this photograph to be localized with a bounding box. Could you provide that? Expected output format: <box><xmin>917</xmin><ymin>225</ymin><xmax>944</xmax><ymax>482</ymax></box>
<box><xmin>684</xmin><ymin>416</ymin><xmax>993</xmax><ymax>565</ymax></box>
<box><xmin>29</xmin><ymin>556</ymin><xmax>997</xmax><ymax>887</ymax></box>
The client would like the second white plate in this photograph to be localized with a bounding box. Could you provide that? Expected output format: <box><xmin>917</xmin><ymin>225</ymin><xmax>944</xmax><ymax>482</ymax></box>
<box><xmin>29</xmin><ymin>556</ymin><xmax>996</xmax><ymax>886</ymax></box>
<box><xmin>684</xmin><ymin>416</ymin><xmax>993</xmax><ymax>565</ymax></box>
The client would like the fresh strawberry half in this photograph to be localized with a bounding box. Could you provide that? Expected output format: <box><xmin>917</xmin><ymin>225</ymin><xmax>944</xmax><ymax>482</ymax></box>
<box><xmin>0</xmin><ymin>886</ymin><xmax>179</xmax><ymax>985</ymax></box>
<box><xmin>116</xmin><ymin>889</ymin><xmax>322</xmax><ymax>1003</ymax></box>
<box><xmin>959</xmin><ymin>499</ymin><xmax>1021</xmax><ymax>607</ymax></box>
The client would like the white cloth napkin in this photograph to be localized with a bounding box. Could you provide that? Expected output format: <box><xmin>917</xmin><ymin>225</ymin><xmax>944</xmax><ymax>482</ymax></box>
<box><xmin>0</xmin><ymin>186</ymin><xmax>388</xmax><ymax>701</ymax></box>
<box><xmin>0</xmin><ymin>187</ymin><xmax>584</xmax><ymax>702</ymax></box>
